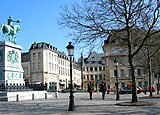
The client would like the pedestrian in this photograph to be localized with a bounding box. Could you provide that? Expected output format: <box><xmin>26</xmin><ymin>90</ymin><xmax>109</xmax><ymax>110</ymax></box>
<box><xmin>100</xmin><ymin>82</ymin><xmax>106</xmax><ymax>100</ymax></box>
<box><xmin>88</xmin><ymin>82</ymin><xmax>94</xmax><ymax>100</ymax></box>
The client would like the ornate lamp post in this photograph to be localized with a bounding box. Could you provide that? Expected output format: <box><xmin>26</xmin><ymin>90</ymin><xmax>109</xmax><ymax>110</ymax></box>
<box><xmin>114</xmin><ymin>58</ymin><xmax>119</xmax><ymax>100</ymax></box>
<box><xmin>66</xmin><ymin>42</ymin><xmax>75</xmax><ymax>111</ymax></box>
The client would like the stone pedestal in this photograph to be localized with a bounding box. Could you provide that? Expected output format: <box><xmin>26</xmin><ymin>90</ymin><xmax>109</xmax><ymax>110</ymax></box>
<box><xmin>0</xmin><ymin>41</ymin><xmax>25</xmax><ymax>86</ymax></box>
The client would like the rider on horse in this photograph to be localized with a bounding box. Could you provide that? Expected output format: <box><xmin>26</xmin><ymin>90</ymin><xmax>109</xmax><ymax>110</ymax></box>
<box><xmin>7</xmin><ymin>16</ymin><xmax>21</xmax><ymax>30</ymax></box>
<box><xmin>0</xmin><ymin>16</ymin><xmax>21</xmax><ymax>43</ymax></box>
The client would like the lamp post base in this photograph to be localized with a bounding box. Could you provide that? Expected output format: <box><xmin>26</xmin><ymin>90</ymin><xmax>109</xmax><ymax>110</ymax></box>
<box><xmin>116</xmin><ymin>94</ymin><xmax>120</xmax><ymax>100</ymax></box>
<box><xmin>68</xmin><ymin>95</ymin><xmax>75</xmax><ymax>111</ymax></box>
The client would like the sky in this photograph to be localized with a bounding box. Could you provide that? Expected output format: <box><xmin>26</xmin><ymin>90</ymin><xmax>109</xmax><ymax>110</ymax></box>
<box><xmin>0</xmin><ymin>0</ymin><xmax>89</xmax><ymax>60</ymax></box>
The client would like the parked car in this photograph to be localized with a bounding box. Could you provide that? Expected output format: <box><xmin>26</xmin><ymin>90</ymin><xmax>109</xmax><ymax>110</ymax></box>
<box><xmin>61</xmin><ymin>88</ymin><xmax>77</xmax><ymax>93</ymax></box>
<box><xmin>147</xmin><ymin>86</ymin><xmax>155</xmax><ymax>92</ymax></box>
<box><xmin>119</xmin><ymin>86</ymin><xmax>142</xmax><ymax>94</ymax></box>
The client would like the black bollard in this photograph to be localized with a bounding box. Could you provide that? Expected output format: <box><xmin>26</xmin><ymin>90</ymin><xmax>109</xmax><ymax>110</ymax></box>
<box><xmin>16</xmin><ymin>94</ymin><xmax>19</xmax><ymax>102</ymax></box>
<box><xmin>32</xmin><ymin>93</ymin><xmax>34</xmax><ymax>100</ymax></box>
<box><xmin>45</xmin><ymin>93</ymin><xmax>47</xmax><ymax>99</ymax></box>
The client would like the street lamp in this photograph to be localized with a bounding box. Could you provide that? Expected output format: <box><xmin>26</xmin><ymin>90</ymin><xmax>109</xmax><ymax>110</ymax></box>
<box><xmin>66</xmin><ymin>42</ymin><xmax>75</xmax><ymax>111</ymax></box>
<box><xmin>114</xmin><ymin>58</ymin><xmax>119</xmax><ymax>100</ymax></box>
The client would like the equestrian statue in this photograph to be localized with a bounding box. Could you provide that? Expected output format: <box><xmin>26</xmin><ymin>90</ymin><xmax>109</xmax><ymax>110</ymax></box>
<box><xmin>0</xmin><ymin>16</ymin><xmax>21</xmax><ymax>44</ymax></box>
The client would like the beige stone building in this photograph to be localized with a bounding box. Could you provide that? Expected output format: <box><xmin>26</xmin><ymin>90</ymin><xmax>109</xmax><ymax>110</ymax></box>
<box><xmin>22</xmin><ymin>42</ymin><xmax>81</xmax><ymax>91</ymax></box>
<box><xmin>79</xmin><ymin>51</ymin><xmax>106</xmax><ymax>91</ymax></box>
<box><xmin>102</xmin><ymin>37</ymin><xmax>149</xmax><ymax>90</ymax></box>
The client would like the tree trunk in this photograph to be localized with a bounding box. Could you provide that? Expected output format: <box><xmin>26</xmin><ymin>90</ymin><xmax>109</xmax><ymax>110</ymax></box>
<box><xmin>148</xmin><ymin>59</ymin><xmax>153</xmax><ymax>97</ymax></box>
<box><xmin>157</xmin><ymin>71</ymin><xmax>160</xmax><ymax>94</ymax></box>
<box><xmin>129</xmin><ymin>56</ymin><xmax>138</xmax><ymax>102</ymax></box>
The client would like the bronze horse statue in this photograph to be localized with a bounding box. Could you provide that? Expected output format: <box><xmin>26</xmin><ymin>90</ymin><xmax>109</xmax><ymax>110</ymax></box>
<box><xmin>0</xmin><ymin>24</ymin><xmax>20</xmax><ymax>43</ymax></box>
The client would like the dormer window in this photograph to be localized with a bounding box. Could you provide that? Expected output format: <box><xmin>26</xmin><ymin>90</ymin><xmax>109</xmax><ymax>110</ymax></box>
<box><xmin>38</xmin><ymin>43</ymin><xmax>42</xmax><ymax>48</ymax></box>
<box><xmin>33</xmin><ymin>44</ymin><xmax>37</xmax><ymax>49</ymax></box>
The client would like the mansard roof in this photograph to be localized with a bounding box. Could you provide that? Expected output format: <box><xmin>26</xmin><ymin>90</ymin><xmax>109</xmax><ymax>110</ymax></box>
<box><xmin>83</xmin><ymin>51</ymin><xmax>104</xmax><ymax>66</ymax></box>
<box><xmin>30</xmin><ymin>42</ymin><xmax>58</xmax><ymax>53</ymax></box>
<box><xmin>58</xmin><ymin>51</ymin><xmax>68</xmax><ymax>60</ymax></box>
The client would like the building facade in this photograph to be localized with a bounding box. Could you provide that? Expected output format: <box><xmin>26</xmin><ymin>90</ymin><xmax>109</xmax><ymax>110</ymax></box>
<box><xmin>22</xmin><ymin>42</ymin><xmax>81</xmax><ymax>91</ymax></box>
<box><xmin>79</xmin><ymin>51</ymin><xmax>106</xmax><ymax>91</ymax></box>
<box><xmin>101</xmin><ymin>36</ymin><xmax>149</xmax><ymax>90</ymax></box>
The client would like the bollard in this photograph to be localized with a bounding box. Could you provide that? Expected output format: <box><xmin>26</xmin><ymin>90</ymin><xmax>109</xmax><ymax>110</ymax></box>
<box><xmin>32</xmin><ymin>93</ymin><xmax>34</xmax><ymax>100</ymax></box>
<box><xmin>45</xmin><ymin>93</ymin><xmax>47</xmax><ymax>99</ymax></box>
<box><xmin>16</xmin><ymin>94</ymin><xmax>19</xmax><ymax>102</ymax></box>
<box><xmin>55</xmin><ymin>91</ymin><xmax>58</xmax><ymax>98</ymax></box>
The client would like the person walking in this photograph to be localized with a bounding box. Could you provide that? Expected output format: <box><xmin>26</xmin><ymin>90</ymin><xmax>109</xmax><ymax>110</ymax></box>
<box><xmin>88</xmin><ymin>82</ymin><xmax>94</xmax><ymax>100</ymax></box>
<box><xmin>100</xmin><ymin>82</ymin><xmax>106</xmax><ymax>100</ymax></box>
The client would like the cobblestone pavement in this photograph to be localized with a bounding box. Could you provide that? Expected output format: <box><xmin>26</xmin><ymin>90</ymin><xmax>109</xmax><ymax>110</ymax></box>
<box><xmin>0</xmin><ymin>92</ymin><xmax>159</xmax><ymax>115</ymax></box>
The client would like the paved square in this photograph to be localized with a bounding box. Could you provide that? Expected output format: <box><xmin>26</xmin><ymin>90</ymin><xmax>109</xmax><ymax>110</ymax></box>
<box><xmin>0</xmin><ymin>92</ymin><xmax>159</xmax><ymax>115</ymax></box>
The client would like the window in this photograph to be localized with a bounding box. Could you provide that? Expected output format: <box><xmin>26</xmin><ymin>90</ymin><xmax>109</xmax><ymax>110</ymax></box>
<box><xmin>12</xmin><ymin>73</ymin><xmax>14</xmax><ymax>78</ymax></box>
<box><xmin>95</xmin><ymin>67</ymin><xmax>97</xmax><ymax>71</ymax></box>
<box><xmin>19</xmin><ymin>74</ymin><xmax>21</xmax><ymax>78</ymax></box>
<box><xmin>90</xmin><ymin>75</ymin><xmax>94</xmax><ymax>80</ymax></box>
<box><xmin>128</xmin><ymin>69</ymin><xmax>132</xmax><ymax>77</ymax></box>
<box><xmin>86</xmin><ymin>67</ymin><xmax>88</xmax><ymax>71</ymax></box>
<box><xmin>83</xmin><ymin>67</ymin><xmax>85</xmax><ymax>71</ymax></box>
<box><xmin>119</xmin><ymin>48</ymin><xmax>124</xmax><ymax>54</ymax></box>
<box><xmin>55</xmin><ymin>64</ymin><xmax>57</xmax><ymax>71</ymax></box>
<box><xmin>90</xmin><ymin>67</ymin><xmax>93</xmax><ymax>71</ymax></box>
<box><xmin>7</xmin><ymin>73</ymin><xmax>10</xmax><ymax>79</ymax></box>
<box><xmin>103</xmin><ymin>74</ymin><xmax>106</xmax><ymax>79</ymax></box>
<box><xmin>103</xmin><ymin>67</ymin><xmax>105</xmax><ymax>71</ymax></box>
<box><xmin>49</xmin><ymin>63</ymin><xmax>51</xmax><ymax>70</ymax></box>
<box><xmin>87</xmin><ymin>75</ymin><xmax>89</xmax><ymax>80</ymax></box>
<box><xmin>38</xmin><ymin>43</ymin><xmax>42</xmax><ymax>48</ymax></box>
<box><xmin>33</xmin><ymin>63</ymin><xmax>36</xmax><ymax>70</ymax></box>
<box><xmin>119</xmin><ymin>57</ymin><xmax>124</xmax><ymax>65</ymax></box>
<box><xmin>111</xmin><ymin>48</ymin><xmax>118</xmax><ymax>54</ymax></box>
<box><xmin>120</xmin><ymin>69</ymin><xmax>124</xmax><ymax>77</ymax></box>
<box><xmin>60</xmin><ymin>67</ymin><xmax>62</xmax><ymax>75</ymax></box>
<box><xmin>154</xmin><ymin>73</ymin><xmax>158</xmax><ymax>78</ymax></box>
<box><xmin>49</xmin><ymin>53</ymin><xmax>51</xmax><ymax>59</ymax></box>
<box><xmin>99</xmin><ymin>75</ymin><xmax>102</xmax><ymax>80</ymax></box>
<box><xmin>38</xmin><ymin>52</ymin><xmax>41</xmax><ymax>60</ymax></box>
<box><xmin>52</xmin><ymin>54</ymin><xmax>53</xmax><ymax>60</ymax></box>
<box><xmin>83</xmin><ymin>75</ymin><xmax>85</xmax><ymax>79</ymax></box>
<box><xmin>33</xmin><ymin>53</ymin><xmax>36</xmax><ymax>60</ymax></box>
<box><xmin>33</xmin><ymin>44</ymin><xmax>37</xmax><ymax>48</ymax></box>
<box><xmin>52</xmin><ymin>63</ymin><xmax>54</xmax><ymax>71</ymax></box>
<box><xmin>95</xmin><ymin>75</ymin><xmax>98</xmax><ymax>80</ymax></box>
<box><xmin>99</xmin><ymin>67</ymin><xmax>102</xmax><ymax>71</ymax></box>
<box><xmin>91</xmin><ymin>61</ymin><xmax>96</xmax><ymax>64</ymax></box>
<box><xmin>59</xmin><ymin>67</ymin><xmax>60</xmax><ymax>74</ymax></box>
<box><xmin>38</xmin><ymin>62</ymin><xmax>41</xmax><ymax>69</ymax></box>
<box><xmin>137</xmin><ymin>69</ymin><xmax>142</xmax><ymax>76</ymax></box>
<box><xmin>54</xmin><ymin>55</ymin><xmax>56</xmax><ymax>61</ymax></box>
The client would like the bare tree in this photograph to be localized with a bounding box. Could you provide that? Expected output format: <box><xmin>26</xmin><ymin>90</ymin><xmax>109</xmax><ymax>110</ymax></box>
<box><xmin>152</xmin><ymin>48</ymin><xmax>160</xmax><ymax>94</ymax></box>
<box><xmin>136</xmin><ymin>33</ymin><xmax>160</xmax><ymax>97</ymax></box>
<box><xmin>58</xmin><ymin>0</ymin><xmax>160</xmax><ymax>102</ymax></box>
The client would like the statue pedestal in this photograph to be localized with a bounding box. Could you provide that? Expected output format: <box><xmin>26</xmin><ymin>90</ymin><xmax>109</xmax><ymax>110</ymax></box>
<box><xmin>0</xmin><ymin>41</ymin><xmax>25</xmax><ymax>86</ymax></box>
